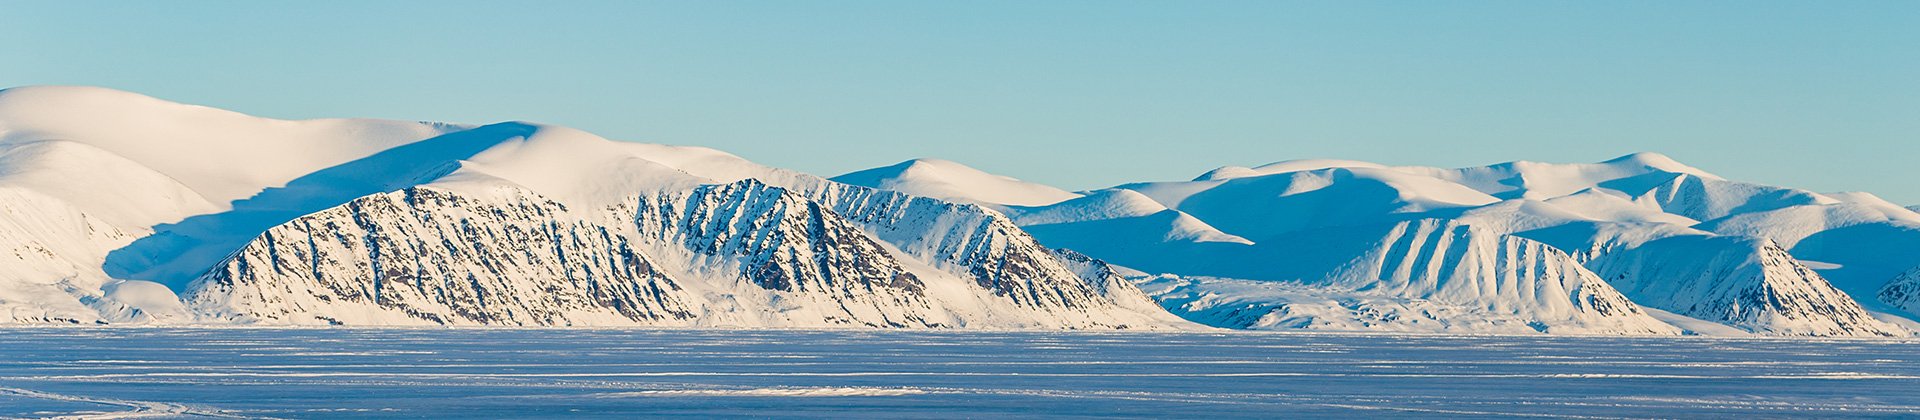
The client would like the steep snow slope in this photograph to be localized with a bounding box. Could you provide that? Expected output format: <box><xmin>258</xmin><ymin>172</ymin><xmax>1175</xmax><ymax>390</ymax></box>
<box><xmin>1587</xmin><ymin>235</ymin><xmax>1903</xmax><ymax>336</ymax></box>
<box><xmin>1697</xmin><ymin>202</ymin><xmax>1920</xmax><ymax>302</ymax></box>
<box><xmin>107</xmin><ymin>123</ymin><xmax>546</xmax><ymax>289</ymax></box>
<box><xmin>831</xmin><ymin>158</ymin><xmax>1080</xmax><ymax>206</ymax></box>
<box><xmin>801</xmin><ymin>183</ymin><xmax>1189</xmax><ymax>327</ymax></box>
<box><xmin>0</xmin><ymin>140</ymin><xmax>218</xmax><ymax>229</ymax></box>
<box><xmin>1135</xmin><ymin>219</ymin><xmax>1678</xmax><ymax>335</ymax></box>
<box><xmin>0</xmin><ymin>188</ymin><xmax>167</xmax><ymax>323</ymax></box>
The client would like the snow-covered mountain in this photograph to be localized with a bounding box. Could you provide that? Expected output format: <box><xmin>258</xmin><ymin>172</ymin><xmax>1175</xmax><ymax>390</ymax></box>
<box><xmin>840</xmin><ymin>155</ymin><xmax>1920</xmax><ymax>337</ymax></box>
<box><xmin>9</xmin><ymin>85</ymin><xmax>1919</xmax><ymax>338</ymax></box>
<box><xmin>0</xmin><ymin>86</ymin><xmax>1187</xmax><ymax>329</ymax></box>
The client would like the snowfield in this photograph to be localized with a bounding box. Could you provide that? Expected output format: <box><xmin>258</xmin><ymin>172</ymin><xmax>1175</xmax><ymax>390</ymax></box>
<box><xmin>3</xmin><ymin>328</ymin><xmax>1920</xmax><ymax>418</ymax></box>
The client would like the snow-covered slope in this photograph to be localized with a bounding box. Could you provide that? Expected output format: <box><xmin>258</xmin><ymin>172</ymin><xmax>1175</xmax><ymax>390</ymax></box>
<box><xmin>0</xmin><ymin>187</ymin><xmax>162</xmax><ymax>323</ymax></box>
<box><xmin>0</xmin><ymin>86</ymin><xmax>459</xmax><ymax>208</ymax></box>
<box><xmin>1696</xmin><ymin>201</ymin><xmax>1920</xmax><ymax>302</ymax></box>
<box><xmin>1135</xmin><ymin>219</ymin><xmax>1678</xmax><ymax>335</ymax></box>
<box><xmin>1401</xmin><ymin>152</ymin><xmax>1722</xmax><ymax>200</ymax></box>
<box><xmin>831</xmin><ymin>158</ymin><xmax>1080</xmax><ymax>207</ymax></box>
<box><xmin>0</xmin><ymin>86</ymin><xmax>460</xmax><ymax>323</ymax></box>
<box><xmin>1587</xmin><ymin>235</ymin><xmax>1903</xmax><ymax>336</ymax></box>
<box><xmin>842</xmin><ymin>152</ymin><xmax>1920</xmax><ymax>336</ymax></box>
<box><xmin>0</xmin><ymin>86</ymin><xmax>1187</xmax><ymax>329</ymax></box>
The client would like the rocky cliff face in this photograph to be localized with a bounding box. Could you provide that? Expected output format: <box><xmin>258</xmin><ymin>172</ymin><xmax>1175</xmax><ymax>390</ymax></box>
<box><xmin>185</xmin><ymin>180</ymin><xmax>1189</xmax><ymax>329</ymax></box>
<box><xmin>1876</xmin><ymin>267</ymin><xmax>1920</xmax><ymax>317</ymax></box>
<box><xmin>186</xmin><ymin>187</ymin><xmax>695</xmax><ymax>326</ymax></box>
<box><xmin>625</xmin><ymin>180</ymin><xmax>943</xmax><ymax>327</ymax></box>
<box><xmin>805</xmin><ymin>184</ymin><xmax>1113</xmax><ymax>312</ymax></box>
<box><xmin>1588</xmin><ymin>235</ymin><xmax>1904</xmax><ymax>337</ymax></box>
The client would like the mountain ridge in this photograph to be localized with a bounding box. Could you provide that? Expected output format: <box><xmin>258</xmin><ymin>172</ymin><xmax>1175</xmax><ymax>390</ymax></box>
<box><xmin>4</xmin><ymin>85</ymin><xmax>1917</xmax><ymax>337</ymax></box>
<box><xmin>838</xmin><ymin>146</ymin><xmax>1920</xmax><ymax>337</ymax></box>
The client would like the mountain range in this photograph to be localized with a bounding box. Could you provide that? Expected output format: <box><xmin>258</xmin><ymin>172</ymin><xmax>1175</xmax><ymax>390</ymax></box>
<box><xmin>6</xmin><ymin>86</ymin><xmax>1919</xmax><ymax>337</ymax></box>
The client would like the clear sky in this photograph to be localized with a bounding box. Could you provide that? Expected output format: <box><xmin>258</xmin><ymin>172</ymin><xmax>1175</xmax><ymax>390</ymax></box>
<box><xmin>4</xmin><ymin>1</ymin><xmax>1917</xmax><ymax>202</ymax></box>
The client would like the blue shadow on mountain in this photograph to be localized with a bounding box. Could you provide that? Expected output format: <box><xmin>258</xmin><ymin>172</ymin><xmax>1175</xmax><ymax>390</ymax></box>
<box><xmin>103</xmin><ymin>122</ymin><xmax>539</xmax><ymax>291</ymax></box>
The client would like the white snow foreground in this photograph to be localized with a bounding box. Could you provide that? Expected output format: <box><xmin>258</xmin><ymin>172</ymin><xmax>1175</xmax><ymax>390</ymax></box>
<box><xmin>841</xmin><ymin>152</ymin><xmax>1920</xmax><ymax>337</ymax></box>
<box><xmin>0</xmin><ymin>86</ymin><xmax>1188</xmax><ymax>329</ymax></box>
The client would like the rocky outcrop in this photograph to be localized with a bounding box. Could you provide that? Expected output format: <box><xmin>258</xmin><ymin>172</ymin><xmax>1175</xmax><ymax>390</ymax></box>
<box><xmin>186</xmin><ymin>187</ymin><xmax>695</xmax><ymax>326</ymax></box>
<box><xmin>626</xmin><ymin>180</ymin><xmax>942</xmax><ymax>327</ymax></box>
<box><xmin>1877</xmin><ymin>266</ymin><xmax>1920</xmax><ymax>317</ymax></box>
<box><xmin>185</xmin><ymin>180</ymin><xmax>1189</xmax><ymax>329</ymax></box>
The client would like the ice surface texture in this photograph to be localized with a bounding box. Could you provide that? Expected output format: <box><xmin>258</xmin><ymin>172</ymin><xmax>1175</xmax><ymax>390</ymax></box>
<box><xmin>2</xmin><ymin>329</ymin><xmax>1920</xmax><ymax>418</ymax></box>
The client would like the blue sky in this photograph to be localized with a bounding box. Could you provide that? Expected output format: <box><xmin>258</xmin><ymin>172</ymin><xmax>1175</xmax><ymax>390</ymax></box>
<box><xmin>4</xmin><ymin>1</ymin><xmax>1917</xmax><ymax>201</ymax></box>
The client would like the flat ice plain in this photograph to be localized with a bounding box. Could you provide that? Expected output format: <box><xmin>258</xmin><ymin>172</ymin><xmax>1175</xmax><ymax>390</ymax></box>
<box><xmin>3</xmin><ymin>329</ymin><xmax>1919</xmax><ymax>418</ymax></box>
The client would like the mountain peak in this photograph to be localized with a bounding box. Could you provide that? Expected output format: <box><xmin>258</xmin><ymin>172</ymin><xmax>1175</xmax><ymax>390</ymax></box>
<box><xmin>832</xmin><ymin>158</ymin><xmax>1079</xmax><ymax>206</ymax></box>
<box><xmin>1601</xmin><ymin>152</ymin><xmax>1721</xmax><ymax>179</ymax></box>
<box><xmin>1194</xmin><ymin>159</ymin><xmax>1388</xmax><ymax>181</ymax></box>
